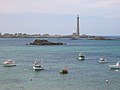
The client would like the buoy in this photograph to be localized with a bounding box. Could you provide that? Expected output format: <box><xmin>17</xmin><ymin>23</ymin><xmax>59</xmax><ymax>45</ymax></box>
<box><xmin>24</xmin><ymin>69</ymin><xmax>26</xmax><ymax>71</ymax></box>
<box><xmin>106</xmin><ymin>80</ymin><xmax>109</xmax><ymax>83</ymax></box>
<box><xmin>30</xmin><ymin>78</ymin><xmax>32</xmax><ymax>81</ymax></box>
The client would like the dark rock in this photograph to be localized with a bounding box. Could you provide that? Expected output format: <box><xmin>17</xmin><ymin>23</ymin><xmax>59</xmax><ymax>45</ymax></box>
<box><xmin>88</xmin><ymin>36</ymin><xmax>114</xmax><ymax>40</ymax></box>
<box><xmin>29</xmin><ymin>39</ymin><xmax>65</xmax><ymax>45</ymax></box>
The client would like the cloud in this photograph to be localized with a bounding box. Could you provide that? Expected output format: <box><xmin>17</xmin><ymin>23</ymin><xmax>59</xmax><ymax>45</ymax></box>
<box><xmin>0</xmin><ymin>0</ymin><xmax>120</xmax><ymax>18</ymax></box>
<box><xmin>80</xmin><ymin>0</ymin><xmax>120</xmax><ymax>18</ymax></box>
<box><xmin>0</xmin><ymin>0</ymin><xmax>79</xmax><ymax>13</ymax></box>
<box><xmin>82</xmin><ymin>0</ymin><xmax>120</xmax><ymax>9</ymax></box>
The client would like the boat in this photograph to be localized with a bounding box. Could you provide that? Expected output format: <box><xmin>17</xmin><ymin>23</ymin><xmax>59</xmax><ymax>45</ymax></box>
<box><xmin>98</xmin><ymin>57</ymin><xmax>108</xmax><ymax>64</ymax></box>
<box><xmin>60</xmin><ymin>67</ymin><xmax>68</xmax><ymax>74</ymax></box>
<box><xmin>109</xmin><ymin>61</ymin><xmax>120</xmax><ymax>69</ymax></box>
<box><xmin>3</xmin><ymin>59</ymin><xmax>16</xmax><ymax>67</ymax></box>
<box><xmin>32</xmin><ymin>61</ymin><xmax>44</xmax><ymax>71</ymax></box>
<box><xmin>71</xmin><ymin>37</ymin><xmax>77</xmax><ymax>40</ymax></box>
<box><xmin>78</xmin><ymin>53</ymin><xmax>85</xmax><ymax>60</ymax></box>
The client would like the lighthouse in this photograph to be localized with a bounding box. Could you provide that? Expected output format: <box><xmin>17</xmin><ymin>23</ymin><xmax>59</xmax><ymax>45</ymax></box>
<box><xmin>77</xmin><ymin>15</ymin><xmax>79</xmax><ymax>36</ymax></box>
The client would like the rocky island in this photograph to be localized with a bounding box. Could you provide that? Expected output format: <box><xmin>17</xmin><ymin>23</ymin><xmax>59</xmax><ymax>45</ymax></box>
<box><xmin>28</xmin><ymin>39</ymin><xmax>65</xmax><ymax>45</ymax></box>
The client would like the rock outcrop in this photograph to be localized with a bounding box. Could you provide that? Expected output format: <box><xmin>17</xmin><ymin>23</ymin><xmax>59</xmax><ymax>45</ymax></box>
<box><xmin>29</xmin><ymin>39</ymin><xmax>65</xmax><ymax>45</ymax></box>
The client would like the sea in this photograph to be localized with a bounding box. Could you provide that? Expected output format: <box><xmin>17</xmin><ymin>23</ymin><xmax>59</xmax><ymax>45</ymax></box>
<box><xmin>0</xmin><ymin>37</ymin><xmax>120</xmax><ymax>90</ymax></box>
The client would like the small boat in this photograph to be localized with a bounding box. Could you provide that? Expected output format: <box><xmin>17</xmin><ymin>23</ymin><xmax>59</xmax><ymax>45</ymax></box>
<box><xmin>109</xmin><ymin>61</ymin><xmax>120</xmax><ymax>69</ymax></box>
<box><xmin>71</xmin><ymin>37</ymin><xmax>77</xmax><ymax>40</ymax></box>
<box><xmin>98</xmin><ymin>57</ymin><xmax>108</xmax><ymax>64</ymax></box>
<box><xmin>78</xmin><ymin>53</ymin><xmax>85</xmax><ymax>60</ymax></box>
<box><xmin>3</xmin><ymin>59</ymin><xmax>16</xmax><ymax>67</ymax></box>
<box><xmin>60</xmin><ymin>68</ymin><xmax>68</xmax><ymax>74</ymax></box>
<box><xmin>32</xmin><ymin>61</ymin><xmax>44</xmax><ymax>71</ymax></box>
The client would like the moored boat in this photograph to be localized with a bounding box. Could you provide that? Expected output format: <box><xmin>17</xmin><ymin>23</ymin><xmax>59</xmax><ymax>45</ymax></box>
<box><xmin>78</xmin><ymin>53</ymin><xmax>85</xmax><ymax>60</ymax></box>
<box><xmin>3</xmin><ymin>59</ymin><xmax>16</xmax><ymax>67</ymax></box>
<box><xmin>109</xmin><ymin>61</ymin><xmax>120</xmax><ymax>69</ymax></box>
<box><xmin>32</xmin><ymin>61</ymin><xmax>44</xmax><ymax>71</ymax></box>
<box><xmin>98</xmin><ymin>57</ymin><xmax>108</xmax><ymax>64</ymax></box>
<box><xmin>60</xmin><ymin>67</ymin><xmax>68</xmax><ymax>74</ymax></box>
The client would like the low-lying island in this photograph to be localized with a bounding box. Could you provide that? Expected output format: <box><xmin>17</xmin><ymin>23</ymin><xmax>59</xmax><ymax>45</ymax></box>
<box><xmin>28</xmin><ymin>39</ymin><xmax>65</xmax><ymax>45</ymax></box>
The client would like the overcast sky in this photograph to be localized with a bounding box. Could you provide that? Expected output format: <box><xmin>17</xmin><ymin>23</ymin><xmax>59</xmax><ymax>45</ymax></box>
<box><xmin>0</xmin><ymin>0</ymin><xmax>120</xmax><ymax>36</ymax></box>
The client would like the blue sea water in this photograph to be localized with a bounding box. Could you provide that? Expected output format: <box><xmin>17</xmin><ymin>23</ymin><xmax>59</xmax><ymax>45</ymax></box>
<box><xmin>0</xmin><ymin>38</ymin><xmax>120</xmax><ymax>90</ymax></box>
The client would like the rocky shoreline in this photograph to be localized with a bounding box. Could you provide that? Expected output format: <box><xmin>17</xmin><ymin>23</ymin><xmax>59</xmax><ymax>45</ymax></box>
<box><xmin>28</xmin><ymin>39</ymin><xmax>65</xmax><ymax>45</ymax></box>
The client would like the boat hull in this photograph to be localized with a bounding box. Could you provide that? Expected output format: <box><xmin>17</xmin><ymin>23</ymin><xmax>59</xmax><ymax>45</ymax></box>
<box><xmin>99</xmin><ymin>61</ymin><xmax>108</xmax><ymax>64</ymax></box>
<box><xmin>78</xmin><ymin>57</ymin><xmax>85</xmax><ymax>60</ymax></box>
<box><xmin>109</xmin><ymin>65</ymin><xmax>120</xmax><ymax>69</ymax></box>
<box><xmin>3</xmin><ymin>64</ymin><xmax>16</xmax><ymax>67</ymax></box>
<box><xmin>33</xmin><ymin>66</ymin><xmax>44</xmax><ymax>71</ymax></box>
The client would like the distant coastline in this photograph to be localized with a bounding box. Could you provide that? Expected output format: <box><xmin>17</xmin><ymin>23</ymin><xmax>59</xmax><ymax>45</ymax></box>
<box><xmin>0</xmin><ymin>33</ymin><xmax>120</xmax><ymax>40</ymax></box>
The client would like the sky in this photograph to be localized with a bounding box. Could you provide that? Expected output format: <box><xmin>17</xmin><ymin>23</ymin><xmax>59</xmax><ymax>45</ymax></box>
<box><xmin>0</xmin><ymin>0</ymin><xmax>120</xmax><ymax>36</ymax></box>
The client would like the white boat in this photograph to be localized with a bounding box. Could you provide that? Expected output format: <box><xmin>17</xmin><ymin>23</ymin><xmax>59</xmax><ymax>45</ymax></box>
<box><xmin>98</xmin><ymin>57</ymin><xmax>108</xmax><ymax>64</ymax></box>
<box><xmin>32</xmin><ymin>61</ymin><xmax>44</xmax><ymax>71</ymax></box>
<box><xmin>109</xmin><ymin>61</ymin><xmax>120</xmax><ymax>69</ymax></box>
<box><xmin>3</xmin><ymin>59</ymin><xmax>16</xmax><ymax>67</ymax></box>
<box><xmin>78</xmin><ymin>53</ymin><xmax>85</xmax><ymax>60</ymax></box>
